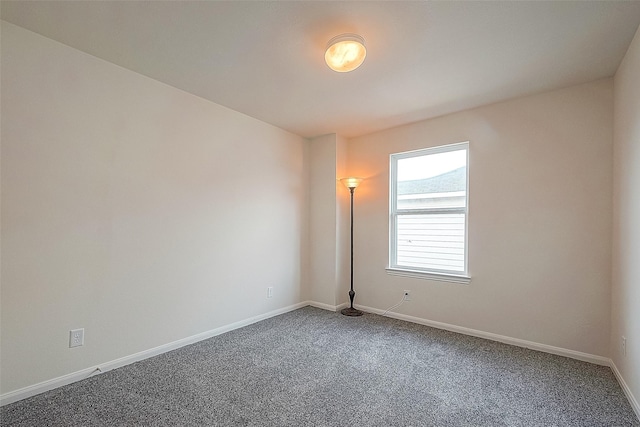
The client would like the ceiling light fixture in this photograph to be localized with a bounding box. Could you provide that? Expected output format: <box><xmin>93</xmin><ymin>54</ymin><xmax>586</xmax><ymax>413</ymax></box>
<box><xmin>324</xmin><ymin>34</ymin><xmax>367</xmax><ymax>73</ymax></box>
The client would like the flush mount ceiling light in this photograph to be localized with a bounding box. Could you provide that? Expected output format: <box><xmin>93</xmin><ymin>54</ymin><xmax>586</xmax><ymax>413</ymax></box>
<box><xmin>324</xmin><ymin>33</ymin><xmax>367</xmax><ymax>72</ymax></box>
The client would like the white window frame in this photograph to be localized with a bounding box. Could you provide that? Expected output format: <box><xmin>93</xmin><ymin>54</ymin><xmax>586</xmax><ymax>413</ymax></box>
<box><xmin>387</xmin><ymin>142</ymin><xmax>471</xmax><ymax>284</ymax></box>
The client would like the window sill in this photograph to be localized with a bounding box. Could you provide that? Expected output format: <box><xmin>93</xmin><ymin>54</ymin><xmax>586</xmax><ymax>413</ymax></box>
<box><xmin>386</xmin><ymin>267</ymin><xmax>471</xmax><ymax>284</ymax></box>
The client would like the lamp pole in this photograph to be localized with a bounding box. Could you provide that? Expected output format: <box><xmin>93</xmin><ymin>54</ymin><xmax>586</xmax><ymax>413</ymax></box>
<box><xmin>340</xmin><ymin>178</ymin><xmax>363</xmax><ymax>317</ymax></box>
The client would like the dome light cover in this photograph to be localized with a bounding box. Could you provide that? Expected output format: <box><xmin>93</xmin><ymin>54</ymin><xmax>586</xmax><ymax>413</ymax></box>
<box><xmin>325</xmin><ymin>34</ymin><xmax>367</xmax><ymax>72</ymax></box>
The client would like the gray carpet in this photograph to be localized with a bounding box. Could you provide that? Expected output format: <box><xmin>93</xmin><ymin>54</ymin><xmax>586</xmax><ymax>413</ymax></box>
<box><xmin>1</xmin><ymin>306</ymin><xmax>638</xmax><ymax>426</ymax></box>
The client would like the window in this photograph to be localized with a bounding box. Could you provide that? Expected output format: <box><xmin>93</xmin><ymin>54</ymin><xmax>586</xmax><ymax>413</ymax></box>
<box><xmin>388</xmin><ymin>142</ymin><xmax>470</xmax><ymax>283</ymax></box>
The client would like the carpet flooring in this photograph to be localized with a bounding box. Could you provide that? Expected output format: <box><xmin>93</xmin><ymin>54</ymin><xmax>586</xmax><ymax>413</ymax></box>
<box><xmin>1</xmin><ymin>306</ymin><xmax>638</xmax><ymax>426</ymax></box>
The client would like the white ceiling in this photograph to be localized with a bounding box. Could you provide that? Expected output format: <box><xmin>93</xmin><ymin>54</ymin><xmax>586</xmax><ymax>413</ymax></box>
<box><xmin>2</xmin><ymin>1</ymin><xmax>640</xmax><ymax>139</ymax></box>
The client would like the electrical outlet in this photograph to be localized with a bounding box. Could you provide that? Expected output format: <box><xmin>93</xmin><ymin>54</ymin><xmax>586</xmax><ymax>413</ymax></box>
<box><xmin>622</xmin><ymin>336</ymin><xmax>627</xmax><ymax>356</ymax></box>
<box><xmin>69</xmin><ymin>328</ymin><xmax>84</xmax><ymax>348</ymax></box>
<box><xmin>267</xmin><ymin>287</ymin><xmax>274</xmax><ymax>298</ymax></box>
<box><xmin>403</xmin><ymin>290</ymin><xmax>411</xmax><ymax>301</ymax></box>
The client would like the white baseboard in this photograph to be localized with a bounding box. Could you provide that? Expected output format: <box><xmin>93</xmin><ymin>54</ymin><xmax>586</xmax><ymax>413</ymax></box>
<box><xmin>0</xmin><ymin>366</ymin><xmax>101</xmax><ymax>407</ymax></box>
<box><xmin>0</xmin><ymin>301</ymin><xmax>308</xmax><ymax>406</ymax></box>
<box><xmin>354</xmin><ymin>303</ymin><xmax>611</xmax><ymax>366</ymax></box>
<box><xmin>610</xmin><ymin>360</ymin><xmax>640</xmax><ymax>421</ymax></box>
<box><xmin>306</xmin><ymin>301</ymin><xmax>349</xmax><ymax>312</ymax></box>
<box><xmin>5</xmin><ymin>300</ymin><xmax>637</xmax><ymax>423</ymax></box>
<box><xmin>307</xmin><ymin>301</ymin><xmax>339</xmax><ymax>312</ymax></box>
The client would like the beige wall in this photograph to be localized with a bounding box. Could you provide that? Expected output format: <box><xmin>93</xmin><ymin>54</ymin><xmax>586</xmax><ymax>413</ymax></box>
<box><xmin>335</xmin><ymin>134</ymin><xmax>351</xmax><ymax>307</ymax></box>
<box><xmin>347</xmin><ymin>79</ymin><xmax>613</xmax><ymax>356</ymax></box>
<box><xmin>308</xmin><ymin>133</ymin><xmax>351</xmax><ymax>308</ymax></box>
<box><xmin>612</xmin><ymin>24</ymin><xmax>640</xmax><ymax>413</ymax></box>
<box><xmin>0</xmin><ymin>22</ymin><xmax>309</xmax><ymax>395</ymax></box>
<box><xmin>309</xmin><ymin>134</ymin><xmax>338</xmax><ymax>306</ymax></box>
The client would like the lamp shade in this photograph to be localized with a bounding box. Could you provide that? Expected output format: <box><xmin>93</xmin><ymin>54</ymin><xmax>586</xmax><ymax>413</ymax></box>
<box><xmin>340</xmin><ymin>177</ymin><xmax>363</xmax><ymax>189</ymax></box>
<box><xmin>325</xmin><ymin>34</ymin><xmax>366</xmax><ymax>72</ymax></box>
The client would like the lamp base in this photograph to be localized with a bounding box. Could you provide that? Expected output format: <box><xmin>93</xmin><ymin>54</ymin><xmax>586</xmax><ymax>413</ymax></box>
<box><xmin>341</xmin><ymin>307</ymin><xmax>364</xmax><ymax>317</ymax></box>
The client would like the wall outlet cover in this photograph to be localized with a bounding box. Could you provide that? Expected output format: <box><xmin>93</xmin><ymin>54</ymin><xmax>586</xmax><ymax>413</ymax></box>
<box><xmin>69</xmin><ymin>328</ymin><xmax>84</xmax><ymax>348</ymax></box>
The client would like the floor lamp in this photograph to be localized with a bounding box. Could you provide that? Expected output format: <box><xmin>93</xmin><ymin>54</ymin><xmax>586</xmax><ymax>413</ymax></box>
<box><xmin>340</xmin><ymin>177</ymin><xmax>364</xmax><ymax>317</ymax></box>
